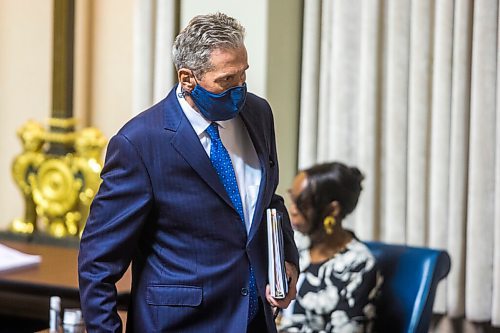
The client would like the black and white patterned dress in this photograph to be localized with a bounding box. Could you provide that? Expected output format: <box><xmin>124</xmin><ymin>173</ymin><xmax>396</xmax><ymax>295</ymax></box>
<box><xmin>279</xmin><ymin>232</ymin><xmax>383</xmax><ymax>333</ymax></box>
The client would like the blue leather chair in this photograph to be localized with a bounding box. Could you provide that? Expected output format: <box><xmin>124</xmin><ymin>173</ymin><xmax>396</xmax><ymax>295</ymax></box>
<box><xmin>365</xmin><ymin>241</ymin><xmax>451</xmax><ymax>333</ymax></box>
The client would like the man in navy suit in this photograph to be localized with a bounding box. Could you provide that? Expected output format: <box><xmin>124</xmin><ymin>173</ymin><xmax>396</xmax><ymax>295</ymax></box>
<box><xmin>78</xmin><ymin>12</ymin><xmax>299</xmax><ymax>333</ymax></box>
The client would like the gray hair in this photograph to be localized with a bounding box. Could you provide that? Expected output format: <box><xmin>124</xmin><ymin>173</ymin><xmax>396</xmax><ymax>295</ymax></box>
<box><xmin>172</xmin><ymin>13</ymin><xmax>245</xmax><ymax>78</ymax></box>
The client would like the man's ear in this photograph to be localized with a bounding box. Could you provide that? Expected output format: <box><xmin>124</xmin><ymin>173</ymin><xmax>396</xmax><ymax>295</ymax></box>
<box><xmin>178</xmin><ymin>68</ymin><xmax>196</xmax><ymax>93</ymax></box>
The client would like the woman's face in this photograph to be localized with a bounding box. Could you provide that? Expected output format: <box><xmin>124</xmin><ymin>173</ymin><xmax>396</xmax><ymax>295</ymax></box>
<box><xmin>288</xmin><ymin>172</ymin><xmax>310</xmax><ymax>234</ymax></box>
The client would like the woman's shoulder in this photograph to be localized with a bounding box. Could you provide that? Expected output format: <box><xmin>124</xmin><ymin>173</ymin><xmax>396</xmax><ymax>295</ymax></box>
<box><xmin>293</xmin><ymin>231</ymin><xmax>379</xmax><ymax>272</ymax></box>
<box><xmin>347</xmin><ymin>236</ymin><xmax>374</xmax><ymax>259</ymax></box>
<box><xmin>337</xmin><ymin>236</ymin><xmax>378</xmax><ymax>273</ymax></box>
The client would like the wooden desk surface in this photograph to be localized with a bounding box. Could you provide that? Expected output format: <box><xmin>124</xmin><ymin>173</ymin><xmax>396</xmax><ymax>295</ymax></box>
<box><xmin>0</xmin><ymin>240</ymin><xmax>131</xmax><ymax>298</ymax></box>
<box><xmin>0</xmin><ymin>240</ymin><xmax>131</xmax><ymax>322</ymax></box>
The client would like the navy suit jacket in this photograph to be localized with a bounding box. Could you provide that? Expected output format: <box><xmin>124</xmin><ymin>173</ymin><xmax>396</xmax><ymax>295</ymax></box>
<box><xmin>78</xmin><ymin>87</ymin><xmax>299</xmax><ymax>333</ymax></box>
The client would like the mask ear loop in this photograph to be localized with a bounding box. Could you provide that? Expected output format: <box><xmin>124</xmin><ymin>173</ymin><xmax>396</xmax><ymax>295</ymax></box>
<box><xmin>191</xmin><ymin>70</ymin><xmax>201</xmax><ymax>85</ymax></box>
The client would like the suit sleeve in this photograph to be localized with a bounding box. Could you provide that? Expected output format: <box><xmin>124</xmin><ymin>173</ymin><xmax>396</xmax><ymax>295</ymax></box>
<box><xmin>78</xmin><ymin>133</ymin><xmax>153</xmax><ymax>333</ymax></box>
<box><xmin>267</xmin><ymin>109</ymin><xmax>299</xmax><ymax>269</ymax></box>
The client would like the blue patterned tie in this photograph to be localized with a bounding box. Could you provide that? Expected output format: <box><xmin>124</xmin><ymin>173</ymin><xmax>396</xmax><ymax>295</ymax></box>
<box><xmin>206</xmin><ymin>123</ymin><xmax>258</xmax><ymax>321</ymax></box>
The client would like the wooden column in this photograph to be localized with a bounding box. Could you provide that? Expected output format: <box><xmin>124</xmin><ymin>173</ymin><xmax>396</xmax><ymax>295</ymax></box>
<box><xmin>48</xmin><ymin>0</ymin><xmax>75</xmax><ymax>155</ymax></box>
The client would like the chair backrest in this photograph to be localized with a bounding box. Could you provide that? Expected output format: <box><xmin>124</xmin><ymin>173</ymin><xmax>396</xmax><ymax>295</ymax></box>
<box><xmin>365</xmin><ymin>241</ymin><xmax>451</xmax><ymax>333</ymax></box>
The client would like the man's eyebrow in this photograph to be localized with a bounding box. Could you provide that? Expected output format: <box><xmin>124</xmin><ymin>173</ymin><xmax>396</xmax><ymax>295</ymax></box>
<box><xmin>214</xmin><ymin>73</ymin><xmax>234</xmax><ymax>81</ymax></box>
<box><xmin>217</xmin><ymin>68</ymin><xmax>248</xmax><ymax>79</ymax></box>
<box><xmin>216</xmin><ymin>65</ymin><xmax>249</xmax><ymax>78</ymax></box>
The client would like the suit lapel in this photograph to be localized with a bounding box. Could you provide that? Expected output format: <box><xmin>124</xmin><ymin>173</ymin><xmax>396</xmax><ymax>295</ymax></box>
<box><xmin>163</xmin><ymin>89</ymin><xmax>235</xmax><ymax>210</ymax></box>
<box><xmin>240</xmin><ymin>108</ymin><xmax>270</xmax><ymax>241</ymax></box>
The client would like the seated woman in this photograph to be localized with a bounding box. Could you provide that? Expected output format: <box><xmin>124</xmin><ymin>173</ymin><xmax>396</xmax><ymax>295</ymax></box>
<box><xmin>279</xmin><ymin>161</ymin><xmax>383</xmax><ymax>333</ymax></box>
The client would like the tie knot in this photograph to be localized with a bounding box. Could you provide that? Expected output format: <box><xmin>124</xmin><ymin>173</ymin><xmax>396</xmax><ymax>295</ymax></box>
<box><xmin>206</xmin><ymin>123</ymin><xmax>220</xmax><ymax>140</ymax></box>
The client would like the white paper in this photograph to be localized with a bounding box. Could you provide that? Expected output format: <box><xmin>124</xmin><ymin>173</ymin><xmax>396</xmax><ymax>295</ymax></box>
<box><xmin>267</xmin><ymin>208</ymin><xmax>288</xmax><ymax>299</ymax></box>
<box><xmin>0</xmin><ymin>243</ymin><xmax>41</xmax><ymax>273</ymax></box>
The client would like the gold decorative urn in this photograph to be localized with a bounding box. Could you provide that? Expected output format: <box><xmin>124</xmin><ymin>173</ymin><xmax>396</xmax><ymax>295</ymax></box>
<box><xmin>11</xmin><ymin>121</ymin><xmax>106</xmax><ymax>238</ymax></box>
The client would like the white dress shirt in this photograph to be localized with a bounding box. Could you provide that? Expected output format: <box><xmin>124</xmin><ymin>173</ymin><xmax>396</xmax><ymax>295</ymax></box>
<box><xmin>176</xmin><ymin>84</ymin><xmax>262</xmax><ymax>233</ymax></box>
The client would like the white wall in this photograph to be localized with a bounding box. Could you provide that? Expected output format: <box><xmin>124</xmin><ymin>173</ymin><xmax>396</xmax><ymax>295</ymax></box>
<box><xmin>0</xmin><ymin>0</ymin><xmax>53</xmax><ymax>229</ymax></box>
<box><xmin>88</xmin><ymin>0</ymin><xmax>134</xmax><ymax>137</ymax></box>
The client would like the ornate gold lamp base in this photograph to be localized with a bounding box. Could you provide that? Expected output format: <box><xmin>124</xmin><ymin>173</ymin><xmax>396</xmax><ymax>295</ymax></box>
<box><xmin>10</xmin><ymin>118</ymin><xmax>106</xmax><ymax>238</ymax></box>
<box><xmin>10</xmin><ymin>218</ymin><xmax>35</xmax><ymax>234</ymax></box>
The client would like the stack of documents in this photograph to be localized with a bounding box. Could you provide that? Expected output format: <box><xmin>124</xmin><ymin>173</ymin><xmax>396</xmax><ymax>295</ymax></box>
<box><xmin>267</xmin><ymin>208</ymin><xmax>288</xmax><ymax>299</ymax></box>
<box><xmin>0</xmin><ymin>243</ymin><xmax>41</xmax><ymax>273</ymax></box>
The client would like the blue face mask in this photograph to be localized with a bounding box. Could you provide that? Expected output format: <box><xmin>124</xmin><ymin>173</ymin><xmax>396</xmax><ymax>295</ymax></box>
<box><xmin>189</xmin><ymin>83</ymin><xmax>247</xmax><ymax>121</ymax></box>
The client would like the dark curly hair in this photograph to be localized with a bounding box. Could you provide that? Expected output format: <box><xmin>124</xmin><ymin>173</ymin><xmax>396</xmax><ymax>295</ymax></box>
<box><xmin>295</xmin><ymin>161</ymin><xmax>364</xmax><ymax>235</ymax></box>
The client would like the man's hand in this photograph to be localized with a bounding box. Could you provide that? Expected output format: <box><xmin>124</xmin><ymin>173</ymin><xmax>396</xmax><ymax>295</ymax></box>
<box><xmin>265</xmin><ymin>261</ymin><xmax>298</xmax><ymax>309</ymax></box>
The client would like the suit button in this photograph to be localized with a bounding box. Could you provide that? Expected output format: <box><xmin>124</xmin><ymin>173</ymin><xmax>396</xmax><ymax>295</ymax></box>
<box><xmin>241</xmin><ymin>287</ymin><xmax>248</xmax><ymax>296</ymax></box>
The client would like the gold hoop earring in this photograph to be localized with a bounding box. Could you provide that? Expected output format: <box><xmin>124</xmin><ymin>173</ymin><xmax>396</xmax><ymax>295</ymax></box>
<box><xmin>323</xmin><ymin>216</ymin><xmax>336</xmax><ymax>235</ymax></box>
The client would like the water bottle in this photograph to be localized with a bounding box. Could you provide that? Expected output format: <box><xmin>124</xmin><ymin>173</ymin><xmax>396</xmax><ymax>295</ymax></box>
<box><xmin>62</xmin><ymin>308</ymin><xmax>85</xmax><ymax>333</ymax></box>
<box><xmin>49</xmin><ymin>296</ymin><xmax>61</xmax><ymax>333</ymax></box>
